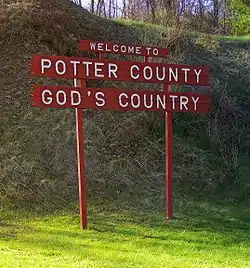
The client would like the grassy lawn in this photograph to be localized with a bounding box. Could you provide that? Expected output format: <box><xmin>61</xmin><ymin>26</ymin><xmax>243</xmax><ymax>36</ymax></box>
<box><xmin>1</xmin><ymin>199</ymin><xmax>249</xmax><ymax>268</ymax></box>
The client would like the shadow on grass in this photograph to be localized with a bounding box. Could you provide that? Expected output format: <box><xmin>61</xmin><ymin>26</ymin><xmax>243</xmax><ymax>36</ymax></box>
<box><xmin>1</xmin><ymin>195</ymin><xmax>249</xmax><ymax>268</ymax></box>
<box><xmin>2</xmin><ymin>201</ymin><xmax>250</xmax><ymax>246</ymax></box>
<box><xmin>1</xmin><ymin>217</ymin><xmax>248</xmax><ymax>267</ymax></box>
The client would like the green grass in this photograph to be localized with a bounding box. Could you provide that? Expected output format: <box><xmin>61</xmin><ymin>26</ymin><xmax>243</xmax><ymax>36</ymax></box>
<box><xmin>214</xmin><ymin>34</ymin><xmax>250</xmax><ymax>42</ymax></box>
<box><xmin>116</xmin><ymin>18</ymin><xmax>167</xmax><ymax>31</ymax></box>
<box><xmin>116</xmin><ymin>20</ymin><xmax>250</xmax><ymax>43</ymax></box>
<box><xmin>190</xmin><ymin>31</ymin><xmax>250</xmax><ymax>41</ymax></box>
<box><xmin>1</xmin><ymin>200</ymin><xmax>250</xmax><ymax>268</ymax></box>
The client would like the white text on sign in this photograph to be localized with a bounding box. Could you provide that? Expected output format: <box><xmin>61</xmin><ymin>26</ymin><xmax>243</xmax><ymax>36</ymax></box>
<box><xmin>31</xmin><ymin>55</ymin><xmax>209</xmax><ymax>86</ymax></box>
<box><xmin>32</xmin><ymin>85</ymin><xmax>211</xmax><ymax>113</ymax></box>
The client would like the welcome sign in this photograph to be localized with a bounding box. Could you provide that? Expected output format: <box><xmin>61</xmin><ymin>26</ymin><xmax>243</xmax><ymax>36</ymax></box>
<box><xmin>30</xmin><ymin>40</ymin><xmax>211</xmax><ymax>229</ymax></box>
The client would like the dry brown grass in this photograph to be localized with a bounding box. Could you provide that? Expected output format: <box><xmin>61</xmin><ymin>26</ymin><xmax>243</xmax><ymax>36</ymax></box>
<box><xmin>1</xmin><ymin>0</ymin><xmax>246</xmax><ymax>210</ymax></box>
<box><xmin>0</xmin><ymin>0</ymin><xmax>180</xmax><ymax>208</ymax></box>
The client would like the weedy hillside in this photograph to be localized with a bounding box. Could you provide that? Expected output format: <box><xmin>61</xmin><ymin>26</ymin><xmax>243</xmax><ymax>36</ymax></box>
<box><xmin>1</xmin><ymin>1</ymin><xmax>250</xmax><ymax>267</ymax></box>
<box><xmin>0</xmin><ymin>0</ymin><xmax>249</xmax><ymax>211</ymax></box>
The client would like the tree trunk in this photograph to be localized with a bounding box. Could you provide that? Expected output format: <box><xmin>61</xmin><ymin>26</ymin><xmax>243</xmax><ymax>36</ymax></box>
<box><xmin>109</xmin><ymin>0</ymin><xmax>112</xmax><ymax>18</ymax></box>
<box><xmin>91</xmin><ymin>0</ymin><xmax>95</xmax><ymax>13</ymax></box>
<box><xmin>213</xmin><ymin>0</ymin><xmax>219</xmax><ymax>27</ymax></box>
<box><xmin>122</xmin><ymin>0</ymin><xmax>127</xmax><ymax>18</ymax></box>
<box><xmin>149</xmin><ymin>0</ymin><xmax>156</xmax><ymax>22</ymax></box>
<box><xmin>198</xmin><ymin>0</ymin><xmax>204</xmax><ymax>29</ymax></box>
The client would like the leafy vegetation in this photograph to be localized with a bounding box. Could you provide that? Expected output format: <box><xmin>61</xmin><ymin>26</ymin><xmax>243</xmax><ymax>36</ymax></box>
<box><xmin>229</xmin><ymin>0</ymin><xmax>250</xmax><ymax>35</ymax></box>
<box><xmin>81</xmin><ymin>0</ymin><xmax>250</xmax><ymax>36</ymax></box>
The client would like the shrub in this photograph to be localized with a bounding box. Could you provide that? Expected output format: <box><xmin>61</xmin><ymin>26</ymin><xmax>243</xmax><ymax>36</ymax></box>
<box><xmin>229</xmin><ymin>0</ymin><xmax>250</xmax><ymax>35</ymax></box>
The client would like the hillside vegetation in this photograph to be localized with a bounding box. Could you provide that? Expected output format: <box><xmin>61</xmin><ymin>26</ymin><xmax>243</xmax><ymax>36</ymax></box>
<box><xmin>1</xmin><ymin>0</ymin><xmax>249</xmax><ymax>210</ymax></box>
<box><xmin>1</xmin><ymin>0</ymin><xmax>250</xmax><ymax>267</ymax></box>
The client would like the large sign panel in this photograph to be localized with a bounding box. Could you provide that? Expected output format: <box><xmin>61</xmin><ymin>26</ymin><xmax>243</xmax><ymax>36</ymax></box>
<box><xmin>32</xmin><ymin>85</ymin><xmax>210</xmax><ymax>113</ymax></box>
<box><xmin>30</xmin><ymin>55</ymin><xmax>209</xmax><ymax>86</ymax></box>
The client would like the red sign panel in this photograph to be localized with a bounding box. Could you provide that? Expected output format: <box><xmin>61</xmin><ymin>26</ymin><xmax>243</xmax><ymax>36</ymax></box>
<box><xmin>32</xmin><ymin>85</ymin><xmax>211</xmax><ymax>113</ymax></box>
<box><xmin>79</xmin><ymin>40</ymin><xmax>169</xmax><ymax>58</ymax></box>
<box><xmin>30</xmin><ymin>55</ymin><xmax>209</xmax><ymax>86</ymax></box>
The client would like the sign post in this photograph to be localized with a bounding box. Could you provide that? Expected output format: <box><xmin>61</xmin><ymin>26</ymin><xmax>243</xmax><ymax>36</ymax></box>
<box><xmin>74</xmin><ymin>78</ymin><xmax>87</xmax><ymax>229</ymax></box>
<box><xmin>164</xmin><ymin>84</ymin><xmax>173</xmax><ymax>220</ymax></box>
<box><xmin>30</xmin><ymin>40</ymin><xmax>211</xmax><ymax>229</ymax></box>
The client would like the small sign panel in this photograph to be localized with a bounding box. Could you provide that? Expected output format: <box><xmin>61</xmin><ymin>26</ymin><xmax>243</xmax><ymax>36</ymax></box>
<box><xmin>32</xmin><ymin>85</ymin><xmax>211</xmax><ymax>113</ymax></box>
<box><xmin>30</xmin><ymin>55</ymin><xmax>209</xmax><ymax>86</ymax></box>
<box><xmin>79</xmin><ymin>40</ymin><xmax>169</xmax><ymax>57</ymax></box>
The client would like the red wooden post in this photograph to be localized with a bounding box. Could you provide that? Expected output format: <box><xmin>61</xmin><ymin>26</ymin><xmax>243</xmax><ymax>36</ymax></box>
<box><xmin>75</xmin><ymin>50</ymin><xmax>103</xmax><ymax>230</ymax></box>
<box><xmin>164</xmin><ymin>84</ymin><xmax>173</xmax><ymax>221</ymax></box>
<box><xmin>99</xmin><ymin>52</ymin><xmax>104</xmax><ymax>60</ymax></box>
<box><xmin>74</xmin><ymin>78</ymin><xmax>87</xmax><ymax>229</ymax></box>
<box><xmin>144</xmin><ymin>56</ymin><xmax>172</xmax><ymax>221</ymax></box>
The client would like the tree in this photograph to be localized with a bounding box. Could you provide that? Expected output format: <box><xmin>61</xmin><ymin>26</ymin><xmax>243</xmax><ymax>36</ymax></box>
<box><xmin>74</xmin><ymin>0</ymin><xmax>249</xmax><ymax>35</ymax></box>
<box><xmin>213</xmin><ymin>0</ymin><xmax>219</xmax><ymax>27</ymax></box>
<box><xmin>97</xmin><ymin>0</ymin><xmax>107</xmax><ymax>16</ymax></box>
<box><xmin>91</xmin><ymin>0</ymin><xmax>95</xmax><ymax>12</ymax></box>
<box><xmin>229</xmin><ymin>0</ymin><xmax>250</xmax><ymax>35</ymax></box>
<box><xmin>148</xmin><ymin>0</ymin><xmax>156</xmax><ymax>21</ymax></box>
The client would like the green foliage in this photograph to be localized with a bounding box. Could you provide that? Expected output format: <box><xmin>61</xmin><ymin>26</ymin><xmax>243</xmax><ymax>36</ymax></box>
<box><xmin>229</xmin><ymin>0</ymin><xmax>250</xmax><ymax>35</ymax></box>
<box><xmin>1</xmin><ymin>200</ymin><xmax>250</xmax><ymax>268</ymax></box>
<box><xmin>195</xmin><ymin>34</ymin><xmax>220</xmax><ymax>54</ymax></box>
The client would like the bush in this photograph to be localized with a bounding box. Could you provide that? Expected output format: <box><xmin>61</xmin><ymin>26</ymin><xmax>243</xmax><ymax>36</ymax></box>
<box><xmin>229</xmin><ymin>0</ymin><xmax>250</xmax><ymax>35</ymax></box>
